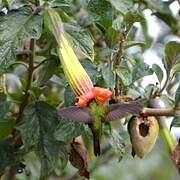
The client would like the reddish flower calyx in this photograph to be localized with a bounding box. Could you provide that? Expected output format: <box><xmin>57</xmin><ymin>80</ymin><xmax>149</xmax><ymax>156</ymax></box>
<box><xmin>76</xmin><ymin>87</ymin><xmax>112</xmax><ymax>107</ymax></box>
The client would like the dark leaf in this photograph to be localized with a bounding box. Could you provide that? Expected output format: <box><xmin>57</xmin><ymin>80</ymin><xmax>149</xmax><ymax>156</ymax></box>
<box><xmin>69</xmin><ymin>141</ymin><xmax>89</xmax><ymax>178</ymax></box>
<box><xmin>0</xmin><ymin>7</ymin><xmax>42</xmax><ymax>72</ymax></box>
<box><xmin>152</xmin><ymin>63</ymin><xmax>164</xmax><ymax>83</ymax></box>
<box><xmin>0</xmin><ymin>119</ymin><xmax>15</xmax><ymax>139</ymax></box>
<box><xmin>87</xmin><ymin>0</ymin><xmax>113</xmax><ymax>29</ymax></box>
<box><xmin>0</xmin><ymin>139</ymin><xmax>19</xmax><ymax>176</ymax></box>
<box><xmin>16</xmin><ymin>101</ymin><xmax>68</xmax><ymax>179</ymax></box>
<box><xmin>54</xmin><ymin>118</ymin><xmax>86</xmax><ymax>142</ymax></box>
<box><xmin>36</xmin><ymin>57</ymin><xmax>59</xmax><ymax>86</ymax></box>
<box><xmin>0</xmin><ymin>93</ymin><xmax>10</xmax><ymax>120</ymax></box>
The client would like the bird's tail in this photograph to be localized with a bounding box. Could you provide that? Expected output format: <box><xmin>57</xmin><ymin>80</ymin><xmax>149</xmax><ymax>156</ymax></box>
<box><xmin>93</xmin><ymin>133</ymin><xmax>101</xmax><ymax>156</ymax></box>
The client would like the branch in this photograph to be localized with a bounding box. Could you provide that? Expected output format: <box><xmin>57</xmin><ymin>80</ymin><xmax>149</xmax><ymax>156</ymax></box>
<box><xmin>114</xmin><ymin>31</ymin><xmax>128</xmax><ymax>97</ymax></box>
<box><xmin>16</xmin><ymin>39</ymin><xmax>35</xmax><ymax>124</ymax></box>
<box><xmin>142</xmin><ymin>107</ymin><xmax>180</xmax><ymax>117</ymax></box>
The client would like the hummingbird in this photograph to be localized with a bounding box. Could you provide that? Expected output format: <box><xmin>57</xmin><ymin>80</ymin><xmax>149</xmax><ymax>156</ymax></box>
<box><xmin>58</xmin><ymin>101</ymin><xmax>142</xmax><ymax>156</ymax></box>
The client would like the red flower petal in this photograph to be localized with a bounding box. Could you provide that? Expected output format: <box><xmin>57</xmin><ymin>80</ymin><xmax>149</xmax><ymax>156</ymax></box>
<box><xmin>94</xmin><ymin>87</ymin><xmax>112</xmax><ymax>106</ymax></box>
<box><xmin>76</xmin><ymin>87</ymin><xmax>112</xmax><ymax>108</ymax></box>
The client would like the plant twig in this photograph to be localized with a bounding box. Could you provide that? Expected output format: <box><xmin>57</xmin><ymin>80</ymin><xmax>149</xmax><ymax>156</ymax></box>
<box><xmin>16</xmin><ymin>39</ymin><xmax>35</xmax><ymax>124</ymax></box>
<box><xmin>141</xmin><ymin>107</ymin><xmax>180</xmax><ymax>116</ymax></box>
<box><xmin>5</xmin><ymin>39</ymin><xmax>36</xmax><ymax>180</ymax></box>
<box><xmin>114</xmin><ymin>31</ymin><xmax>127</xmax><ymax>97</ymax></box>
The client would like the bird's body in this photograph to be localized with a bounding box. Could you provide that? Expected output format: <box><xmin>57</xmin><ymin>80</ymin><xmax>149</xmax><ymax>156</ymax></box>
<box><xmin>58</xmin><ymin>102</ymin><xmax>142</xmax><ymax>156</ymax></box>
<box><xmin>88</xmin><ymin>101</ymin><xmax>105</xmax><ymax>156</ymax></box>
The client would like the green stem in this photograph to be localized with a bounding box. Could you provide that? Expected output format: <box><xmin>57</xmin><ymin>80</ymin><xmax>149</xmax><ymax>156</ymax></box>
<box><xmin>149</xmin><ymin>98</ymin><xmax>177</xmax><ymax>153</ymax></box>
<box><xmin>159</xmin><ymin>119</ymin><xmax>177</xmax><ymax>153</ymax></box>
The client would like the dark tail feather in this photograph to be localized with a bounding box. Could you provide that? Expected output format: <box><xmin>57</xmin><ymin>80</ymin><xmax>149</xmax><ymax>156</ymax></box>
<box><xmin>93</xmin><ymin>134</ymin><xmax>101</xmax><ymax>156</ymax></box>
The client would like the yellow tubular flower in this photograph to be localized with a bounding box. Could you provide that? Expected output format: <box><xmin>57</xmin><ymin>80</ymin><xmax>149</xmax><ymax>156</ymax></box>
<box><xmin>57</xmin><ymin>33</ymin><xmax>94</xmax><ymax>96</ymax></box>
<box><xmin>57</xmin><ymin>33</ymin><xmax>112</xmax><ymax>108</ymax></box>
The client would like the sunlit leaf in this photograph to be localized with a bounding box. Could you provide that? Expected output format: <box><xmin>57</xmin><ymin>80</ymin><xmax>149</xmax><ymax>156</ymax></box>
<box><xmin>152</xmin><ymin>64</ymin><xmax>164</xmax><ymax>83</ymax></box>
<box><xmin>170</xmin><ymin>116</ymin><xmax>180</xmax><ymax>130</ymax></box>
<box><xmin>175</xmin><ymin>84</ymin><xmax>180</xmax><ymax>108</ymax></box>
<box><xmin>164</xmin><ymin>41</ymin><xmax>180</xmax><ymax>72</ymax></box>
<box><xmin>116</xmin><ymin>66</ymin><xmax>132</xmax><ymax>86</ymax></box>
<box><xmin>64</xmin><ymin>23</ymin><xmax>94</xmax><ymax>60</ymax></box>
<box><xmin>108</xmin><ymin>0</ymin><xmax>133</xmax><ymax>14</ymax></box>
<box><xmin>102</xmin><ymin>66</ymin><xmax>115</xmax><ymax>89</ymax></box>
<box><xmin>132</xmin><ymin>62</ymin><xmax>153</xmax><ymax>82</ymax></box>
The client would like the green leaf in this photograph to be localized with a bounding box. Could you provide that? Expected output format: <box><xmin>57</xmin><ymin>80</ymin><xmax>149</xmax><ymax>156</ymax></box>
<box><xmin>36</xmin><ymin>57</ymin><xmax>59</xmax><ymax>86</ymax></box>
<box><xmin>124</xmin><ymin>11</ymin><xmax>145</xmax><ymax>29</ymax></box>
<box><xmin>0</xmin><ymin>7</ymin><xmax>43</xmax><ymax>72</ymax></box>
<box><xmin>164</xmin><ymin>41</ymin><xmax>180</xmax><ymax>71</ymax></box>
<box><xmin>124</xmin><ymin>41</ymin><xmax>146</xmax><ymax>49</ymax></box>
<box><xmin>160</xmin><ymin>95</ymin><xmax>174</xmax><ymax>108</ymax></box>
<box><xmin>144</xmin><ymin>84</ymin><xmax>158</xmax><ymax>99</ymax></box>
<box><xmin>87</xmin><ymin>0</ymin><xmax>113</xmax><ymax>29</ymax></box>
<box><xmin>175</xmin><ymin>84</ymin><xmax>180</xmax><ymax>108</ymax></box>
<box><xmin>0</xmin><ymin>93</ymin><xmax>10</xmax><ymax>120</ymax></box>
<box><xmin>49</xmin><ymin>0</ymin><xmax>70</xmax><ymax>8</ymax></box>
<box><xmin>116</xmin><ymin>66</ymin><xmax>132</xmax><ymax>86</ymax></box>
<box><xmin>81</xmin><ymin>59</ymin><xmax>100</xmax><ymax>84</ymax></box>
<box><xmin>16</xmin><ymin>101</ymin><xmax>68</xmax><ymax>179</ymax></box>
<box><xmin>109</xmin><ymin>130</ymin><xmax>128</xmax><ymax>161</ymax></box>
<box><xmin>102</xmin><ymin>66</ymin><xmax>115</xmax><ymax>89</ymax></box>
<box><xmin>108</xmin><ymin>0</ymin><xmax>133</xmax><ymax>14</ymax></box>
<box><xmin>112</xmin><ymin>15</ymin><xmax>123</xmax><ymax>31</ymax></box>
<box><xmin>0</xmin><ymin>119</ymin><xmax>15</xmax><ymax>139</ymax></box>
<box><xmin>170</xmin><ymin>63</ymin><xmax>180</xmax><ymax>78</ymax></box>
<box><xmin>132</xmin><ymin>62</ymin><xmax>153</xmax><ymax>82</ymax></box>
<box><xmin>152</xmin><ymin>64</ymin><xmax>164</xmax><ymax>83</ymax></box>
<box><xmin>64</xmin><ymin>85</ymin><xmax>76</xmax><ymax>106</ymax></box>
<box><xmin>54</xmin><ymin>118</ymin><xmax>85</xmax><ymax>142</ymax></box>
<box><xmin>170</xmin><ymin>116</ymin><xmax>180</xmax><ymax>130</ymax></box>
<box><xmin>64</xmin><ymin>23</ymin><xmax>94</xmax><ymax>60</ymax></box>
<box><xmin>6</xmin><ymin>0</ymin><xmax>28</xmax><ymax>10</ymax></box>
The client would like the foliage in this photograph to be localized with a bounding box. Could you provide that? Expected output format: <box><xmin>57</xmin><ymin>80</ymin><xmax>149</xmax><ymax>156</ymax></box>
<box><xmin>0</xmin><ymin>0</ymin><xmax>180</xmax><ymax>179</ymax></box>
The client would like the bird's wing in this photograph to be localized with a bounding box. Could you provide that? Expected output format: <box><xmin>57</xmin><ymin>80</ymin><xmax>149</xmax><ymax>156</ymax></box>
<box><xmin>104</xmin><ymin>103</ymin><xmax>142</xmax><ymax>122</ymax></box>
<box><xmin>58</xmin><ymin>106</ymin><xmax>92</xmax><ymax>123</ymax></box>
